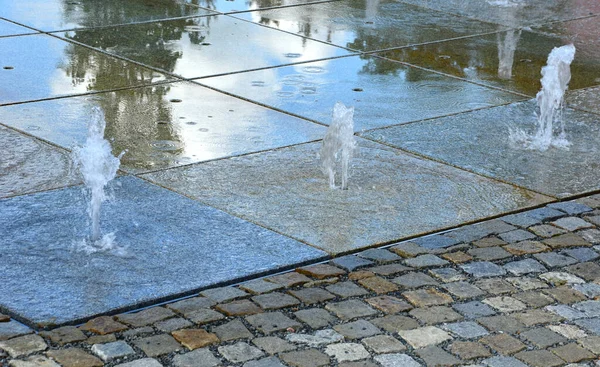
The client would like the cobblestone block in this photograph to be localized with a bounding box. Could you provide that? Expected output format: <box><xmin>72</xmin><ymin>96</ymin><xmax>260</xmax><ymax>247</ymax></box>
<box><xmin>476</xmin><ymin>315</ymin><xmax>526</xmax><ymax>333</ymax></box>
<box><xmin>574</xmin><ymin>283</ymin><xmax>600</xmax><ymax>298</ymax></box>
<box><xmin>185</xmin><ymin>308</ymin><xmax>225</xmax><ymax>325</ymax></box>
<box><xmin>0</xmin><ymin>334</ymin><xmax>46</xmax><ymax>357</ymax></box>
<box><xmin>166</xmin><ymin>297</ymin><xmax>216</xmax><ymax>315</ymax></box>
<box><xmin>544</xmin><ymin>233</ymin><xmax>591</xmax><ymax>249</ymax></box>
<box><xmin>416</xmin><ymin>346</ymin><xmax>462</xmax><ymax>366</ymax></box>
<box><xmin>480</xmin><ymin>333</ymin><xmax>526</xmax><ymax>355</ymax></box>
<box><xmin>398</xmin><ymin>326</ymin><xmax>452</xmax><ymax>348</ymax></box>
<box><xmin>154</xmin><ymin>317</ymin><xmax>193</xmax><ymax>333</ymax></box>
<box><xmin>513</xmin><ymin>309</ymin><xmax>564</xmax><ymax>326</ymax></box>
<box><xmin>370</xmin><ymin>315</ymin><xmax>419</xmax><ymax>332</ymax></box>
<box><xmin>326</xmin><ymin>282</ymin><xmax>369</xmax><ymax>297</ymax></box>
<box><xmin>297</xmin><ymin>264</ymin><xmax>346</xmax><ymax>279</ymax></box>
<box><xmin>473</xmin><ymin>237</ymin><xmax>507</xmax><ymax>248</ymax></box>
<box><xmin>117</xmin><ymin>308</ymin><xmax>175</xmax><ymax>328</ymax></box>
<box><xmin>521</xmin><ymin>327</ymin><xmax>568</xmax><ymax>348</ymax></box>
<box><xmin>79</xmin><ymin>317</ymin><xmax>128</xmax><ymax>335</ymax></box>
<box><xmin>365</xmin><ymin>295</ymin><xmax>412</xmax><ymax>314</ymax></box>
<box><xmin>503</xmin><ymin>240</ymin><xmax>549</xmax><ymax>255</ymax></box>
<box><xmin>548</xmin><ymin>201</ymin><xmax>593</xmax><ymax>215</ymax></box>
<box><xmin>563</xmin><ymin>247</ymin><xmax>599</xmax><ymax>262</ymax></box>
<box><xmin>113</xmin><ymin>358</ymin><xmax>162</xmax><ymax>367</ymax></box>
<box><xmin>215</xmin><ymin>299</ymin><xmax>263</xmax><ymax>316</ymax></box>
<box><xmin>404</xmin><ymin>254</ymin><xmax>448</xmax><ymax>268</ymax></box>
<box><xmin>358</xmin><ymin>248</ymin><xmax>401</xmax><ymax>263</ymax></box>
<box><xmin>577</xmin><ymin>335</ymin><xmax>600</xmax><ymax>354</ymax></box>
<box><xmin>482</xmin><ymin>356</ymin><xmax>528</xmax><ymax>367</ymax></box>
<box><xmin>441</xmin><ymin>251</ymin><xmax>473</xmax><ymax>263</ymax></box>
<box><xmin>506</xmin><ymin>277</ymin><xmax>548</xmax><ymax>291</ymax></box>
<box><xmin>548</xmin><ymin>324</ymin><xmax>589</xmax><ymax>339</ymax></box>
<box><xmin>171</xmin><ymin>329</ymin><xmax>219</xmax><ymax>350</ymax></box>
<box><xmin>243</xmin><ymin>356</ymin><xmax>287</xmax><ymax>367</ymax></box>
<box><xmin>535</xmin><ymin>251</ymin><xmax>579</xmax><ymax>267</ymax></box>
<box><xmin>294</xmin><ymin>308</ymin><xmax>337</xmax><ymax>329</ymax></box>
<box><xmin>403</xmin><ymin>288</ymin><xmax>453</xmax><ymax>307</ymax></box>
<box><xmin>373</xmin><ymin>353</ymin><xmax>421</xmax><ymax>367</ymax></box>
<box><xmin>246</xmin><ymin>312</ymin><xmax>301</xmax><ymax>334</ymax></box>
<box><xmin>133</xmin><ymin>334</ymin><xmax>181</xmax><ymax>357</ymax></box>
<box><xmin>575</xmin><ymin>317</ymin><xmax>600</xmax><ymax>335</ymax></box>
<box><xmin>429</xmin><ymin>268</ymin><xmax>466</xmax><ymax>283</ymax></box>
<box><xmin>266</xmin><ymin>272</ymin><xmax>312</xmax><ymax>287</ymax></box>
<box><xmin>334</xmin><ymin>320</ymin><xmax>381</xmax><ymax>339</ymax></box>
<box><xmin>280</xmin><ymin>349</ymin><xmax>330</xmax><ymax>367</ymax></box>
<box><xmin>504</xmin><ymin>258</ymin><xmax>547</xmax><ymax>275</ymax></box>
<box><xmin>550</xmin><ymin>343</ymin><xmax>595</xmax><ymax>363</ymax></box>
<box><xmin>39</xmin><ymin>326</ymin><xmax>86</xmax><ymax>346</ymax></box>
<box><xmin>392</xmin><ymin>272</ymin><xmax>439</xmax><ymax>288</ymax></box>
<box><xmin>540</xmin><ymin>272</ymin><xmax>585</xmax><ymax>286</ymax></box>
<box><xmin>468</xmin><ymin>247</ymin><xmax>511</xmax><ymax>261</ymax></box>
<box><xmin>475</xmin><ymin>279</ymin><xmax>517</xmax><ymax>294</ymax></box>
<box><xmin>409</xmin><ymin>306</ymin><xmax>463</xmax><ymax>325</ymax></box>
<box><xmin>449</xmin><ymin>341</ymin><xmax>491</xmax><ymax>360</ymax></box>
<box><xmin>499</xmin><ymin>229</ymin><xmax>536</xmax><ymax>243</ymax></box>
<box><xmin>543</xmin><ymin>286</ymin><xmax>587</xmax><ymax>303</ymax></box>
<box><xmin>218</xmin><ymin>342</ymin><xmax>265</xmax><ymax>363</ymax></box>
<box><xmin>46</xmin><ymin>348</ymin><xmax>103</xmax><ymax>367</ymax></box>
<box><xmin>289</xmin><ymin>288</ymin><xmax>335</xmax><ymax>304</ymax></box>
<box><xmin>566</xmin><ymin>262</ymin><xmax>600</xmax><ymax>281</ymax></box>
<box><xmin>444</xmin><ymin>321</ymin><xmax>488</xmax><ymax>339</ymax></box>
<box><xmin>286</xmin><ymin>329</ymin><xmax>344</xmax><ymax>347</ymax></box>
<box><xmin>552</xmin><ymin>217</ymin><xmax>594</xmax><ymax>231</ymax></box>
<box><xmin>453</xmin><ymin>301</ymin><xmax>496</xmax><ymax>319</ymax></box>
<box><xmin>362</xmin><ymin>335</ymin><xmax>406</xmax><ymax>353</ymax></box>
<box><xmin>358</xmin><ymin>276</ymin><xmax>399</xmax><ymax>294</ymax></box>
<box><xmin>514</xmin><ymin>349</ymin><xmax>564</xmax><ymax>367</ymax></box>
<box><xmin>201</xmin><ymin>287</ymin><xmax>249</xmax><ymax>303</ymax></box>
<box><xmin>443</xmin><ymin>282</ymin><xmax>485</xmax><ymax>299</ymax></box>
<box><xmin>368</xmin><ymin>263</ymin><xmax>411</xmax><ymax>276</ymax></box>
<box><xmin>8</xmin><ymin>355</ymin><xmax>61</xmax><ymax>367</ymax></box>
<box><xmin>325</xmin><ymin>300</ymin><xmax>377</xmax><ymax>320</ymax></box>
<box><xmin>91</xmin><ymin>341</ymin><xmax>134</xmax><ymax>362</ymax></box>
<box><xmin>330</xmin><ymin>256</ymin><xmax>374</xmax><ymax>271</ymax></box>
<box><xmin>412</xmin><ymin>235</ymin><xmax>460</xmax><ymax>249</ymax></box>
<box><xmin>483</xmin><ymin>296</ymin><xmax>527</xmax><ymax>313</ymax></box>
<box><xmin>461</xmin><ymin>262</ymin><xmax>506</xmax><ymax>278</ymax></box>
<box><xmin>212</xmin><ymin>319</ymin><xmax>253</xmax><ymax>341</ymax></box>
<box><xmin>529</xmin><ymin>224</ymin><xmax>567</xmax><ymax>238</ymax></box>
<box><xmin>389</xmin><ymin>242</ymin><xmax>429</xmax><ymax>258</ymax></box>
<box><xmin>172</xmin><ymin>348</ymin><xmax>221</xmax><ymax>367</ymax></box>
<box><xmin>252</xmin><ymin>336</ymin><xmax>296</xmax><ymax>355</ymax></box>
<box><xmin>325</xmin><ymin>343</ymin><xmax>370</xmax><ymax>362</ymax></box>
<box><xmin>240</xmin><ymin>279</ymin><xmax>285</xmax><ymax>294</ymax></box>
<box><xmin>252</xmin><ymin>292</ymin><xmax>300</xmax><ymax>310</ymax></box>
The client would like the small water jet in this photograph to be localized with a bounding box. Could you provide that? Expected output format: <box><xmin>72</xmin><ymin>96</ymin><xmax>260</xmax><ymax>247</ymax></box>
<box><xmin>319</xmin><ymin>102</ymin><xmax>356</xmax><ymax>190</ymax></box>
<box><xmin>72</xmin><ymin>107</ymin><xmax>125</xmax><ymax>250</ymax></box>
<box><xmin>509</xmin><ymin>44</ymin><xmax>576</xmax><ymax>151</ymax></box>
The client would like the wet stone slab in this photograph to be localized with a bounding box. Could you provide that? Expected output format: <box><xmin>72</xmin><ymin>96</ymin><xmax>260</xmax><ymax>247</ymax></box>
<box><xmin>568</xmin><ymin>86</ymin><xmax>600</xmax><ymax>115</ymax></box>
<box><xmin>0</xmin><ymin>125</ymin><xmax>79</xmax><ymax>198</ymax></box>
<box><xmin>61</xmin><ymin>15</ymin><xmax>352</xmax><ymax>79</ymax></box>
<box><xmin>143</xmin><ymin>139</ymin><xmax>550</xmax><ymax>254</ymax></box>
<box><xmin>0</xmin><ymin>0</ymin><xmax>214</xmax><ymax>32</ymax></box>
<box><xmin>381</xmin><ymin>23</ymin><xmax>600</xmax><ymax>97</ymax></box>
<box><xmin>0</xmin><ymin>34</ymin><xmax>169</xmax><ymax>105</ymax></box>
<box><xmin>397</xmin><ymin>0</ymin><xmax>600</xmax><ymax>27</ymax></box>
<box><xmin>361</xmin><ymin>100</ymin><xmax>600</xmax><ymax>198</ymax></box>
<box><xmin>233</xmin><ymin>0</ymin><xmax>499</xmax><ymax>52</ymax></box>
<box><xmin>0</xmin><ymin>81</ymin><xmax>326</xmax><ymax>173</ymax></box>
<box><xmin>0</xmin><ymin>176</ymin><xmax>326</xmax><ymax>327</ymax></box>
<box><xmin>188</xmin><ymin>0</ymin><xmax>329</xmax><ymax>14</ymax></box>
<box><xmin>201</xmin><ymin>55</ymin><xmax>525</xmax><ymax>131</ymax></box>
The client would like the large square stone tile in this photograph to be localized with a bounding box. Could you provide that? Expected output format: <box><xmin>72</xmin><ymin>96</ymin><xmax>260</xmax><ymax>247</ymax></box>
<box><xmin>361</xmin><ymin>100</ymin><xmax>600</xmax><ymax>198</ymax></box>
<box><xmin>0</xmin><ymin>34</ymin><xmax>169</xmax><ymax>105</ymax></box>
<box><xmin>0</xmin><ymin>125</ymin><xmax>78</xmax><ymax>198</ymax></box>
<box><xmin>61</xmin><ymin>15</ymin><xmax>352</xmax><ymax>79</ymax></box>
<box><xmin>397</xmin><ymin>0</ymin><xmax>600</xmax><ymax>27</ymax></box>
<box><xmin>0</xmin><ymin>0</ymin><xmax>214</xmax><ymax>32</ymax></box>
<box><xmin>142</xmin><ymin>139</ymin><xmax>550</xmax><ymax>254</ymax></box>
<box><xmin>233</xmin><ymin>0</ymin><xmax>500</xmax><ymax>52</ymax></box>
<box><xmin>0</xmin><ymin>176</ymin><xmax>326</xmax><ymax>327</ymax></box>
<box><xmin>200</xmin><ymin>55</ymin><xmax>525</xmax><ymax>130</ymax></box>
<box><xmin>381</xmin><ymin>20</ymin><xmax>600</xmax><ymax>97</ymax></box>
<box><xmin>0</xmin><ymin>81</ymin><xmax>326</xmax><ymax>173</ymax></box>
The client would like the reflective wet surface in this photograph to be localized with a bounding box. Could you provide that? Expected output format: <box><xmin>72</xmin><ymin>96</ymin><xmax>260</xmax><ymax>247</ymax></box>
<box><xmin>200</xmin><ymin>55</ymin><xmax>525</xmax><ymax>130</ymax></box>
<box><xmin>232</xmin><ymin>0</ymin><xmax>501</xmax><ymax>52</ymax></box>
<box><xmin>0</xmin><ymin>176</ymin><xmax>326</xmax><ymax>326</ymax></box>
<box><xmin>0</xmin><ymin>125</ymin><xmax>79</xmax><ymax>198</ymax></box>
<box><xmin>361</xmin><ymin>100</ymin><xmax>600</xmax><ymax>198</ymax></box>
<box><xmin>61</xmin><ymin>15</ymin><xmax>352</xmax><ymax>79</ymax></box>
<box><xmin>397</xmin><ymin>0</ymin><xmax>600</xmax><ymax>27</ymax></box>
<box><xmin>1</xmin><ymin>0</ymin><xmax>598</xmax><ymax>327</ymax></box>
<box><xmin>0</xmin><ymin>34</ymin><xmax>170</xmax><ymax>105</ymax></box>
<box><xmin>0</xmin><ymin>0</ymin><xmax>214</xmax><ymax>32</ymax></box>
<box><xmin>143</xmin><ymin>139</ymin><xmax>550</xmax><ymax>254</ymax></box>
<box><xmin>0</xmin><ymin>82</ymin><xmax>326</xmax><ymax>173</ymax></box>
<box><xmin>380</xmin><ymin>17</ymin><xmax>600</xmax><ymax>96</ymax></box>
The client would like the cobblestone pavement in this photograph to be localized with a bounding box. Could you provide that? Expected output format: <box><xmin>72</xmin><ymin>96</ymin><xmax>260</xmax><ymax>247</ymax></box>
<box><xmin>4</xmin><ymin>197</ymin><xmax>600</xmax><ymax>366</ymax></box>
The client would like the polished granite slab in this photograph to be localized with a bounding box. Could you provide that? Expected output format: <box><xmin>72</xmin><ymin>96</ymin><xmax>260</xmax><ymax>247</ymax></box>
<box><xmin>0</xmin><ymin>176</ymin><xmax>327</xmax><ymax>327</ymax></box>
<box><xmin>397</xmin><ymin>0</ymin><xmax>600</xmax><ymax>27</ymax></box>
<box><xmin>380</xmin><ymin>18</ymin><xmax>600</xmax><ymax>96</ymax></box>
<box><xmin>0</xmin><ymin>19</ymin><xmax>36</xmax><ymax>37</ymax></box>
<box><xmin>567</xmin><ymin>86</ymin><xmax>600</xmax><ymax>115</ymax></box>
<box><xmin>0</xmin><ymin>125</ymin><xmax>78</xmax><ymax>198</ymax></box>
<box><xmin>61</xmin><ymin>15</ymin><xmax>352</xmax><ymax>79</ymax></box>
<box><xmin>361</xmin><ymin>100</ymin><xmax>600</xmax><ymax>198</ymax></box>
<box><xmin>0</xmin><ymin>0</ymin><xmax>214</xmax><ymax>32</ymax></box>
<box><xmin>0</xmin><ymin>34</ymin><xmax>170</xmax><ymax>105</ymax></box>
<box><xmin>0</xmin><ymin>81</ymin><xmax>326</xmax><ymax>173</ymax></box>
<box><xmin>142</xmin><ymin>139</ymin><xmax>551</xmax><ymax>254</ymax></box>
<box><xmin>232</xmin><ymin>0</ymin><xmax>500</xmax><ymax>52</ymax></box>
<box><xmin>200</xmin><ymin>54</ymin><xmax>525</xmax><ymax>130</ymax></box>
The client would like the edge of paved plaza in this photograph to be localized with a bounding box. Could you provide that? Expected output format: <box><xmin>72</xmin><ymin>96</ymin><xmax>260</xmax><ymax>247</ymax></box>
<box><xmin>3</xmin><ymin>196</ymin><xmax>600</xmax><ymax>366</ymax></box>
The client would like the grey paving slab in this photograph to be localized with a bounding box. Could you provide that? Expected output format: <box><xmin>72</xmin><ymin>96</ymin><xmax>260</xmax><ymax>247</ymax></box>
<box><xmin>0</xmin><ymin>125</ymin><xmax>79</xmax><ymax>198</ymax></box>
<box><xmin>0</xmin><ymin>176</ymin><xmax>326</xmax><ymax>327</ymax></box>
<box><xmin>361</xmin><ymin>100</ymin><xmax>600</xmax><ymax>198</ymax></box>
<box><xmin>0</xmin><ymin>19</ymin><xmax>36</xmax><ymax>37</ymax></box>
<box><xmin>0</xmin><ymin>0</ymin><xmax>214</xmax><ymax>32</ymax></box>
<box><xmin>0</xmin><ymin>34</ymin><xmax>170</xmax><ymax>105</ymax></box>
<box><xmin>568</xmin><ymin>86</ymin><xmax>600</xmax><ymax>115</ymax></box>
<box><xmin>200</xmin><ymin>54</ymin><xmax>525</xmax><ymax>131</ymax></box>
<box><xmin>189</xmin><ymin>0</ymin><xmax>329</xmax><ymax>14</ymax></box>
<box><xmin>0</xmin><ymin>81</ymin><xmax>326</xmax><ymax>173</ymax></box>
<box><xmin>381</xmin><ymin>21</ymin><xmax>600</xmax><ymax>97</ymax></box>
<box><xmin>143</xmin><ymin>139</ymin><xmax>549</xmax><ymax>254</ymax></box>
<box><xmin>397</xmin><ymin>0</ymin><xmax>599</xmax><ymax>27</ymax></box>
<box><xmin>233</xmin><ymin>0</ymin><xmax>499</xmax><ymax>52</ymax></box>
<box><xmin>61</xmin><ymin>15</ymin><xmax>351</xmax><ymax>80</ymax></box>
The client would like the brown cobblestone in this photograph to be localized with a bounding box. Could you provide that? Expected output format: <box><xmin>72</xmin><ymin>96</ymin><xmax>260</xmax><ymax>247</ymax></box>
<box><xmin>441</xmin><ymin>251</ymin><xmax>473</xmax><ymax>263</ymax></box>
<box><xmin>503</xmin><ymin>240</ymin><xmax>549</xmax><ymax>255</ymax></box>
<box><xmin>365</xmin><ymin>295</ymin><xmax>412</xmax><ymax>314</ymax></box>
<box><xmin>79</xmin><ymin>316</ymin><xmax>128</xmax><ymax>335</ymax></box>
<box><xmin>171</xmin><ymin>328</ymin><xmax>219</xmax><ymax>350</ymax></box>
<box><xmin>358</xmin><ymin>276</ymin><xmax>399</xmax><ymax>294</ymax></box>
<box><xmin>297</xmin><ymin>264</ymin><xmax>346</xmax><ymax>279</ymax></box>
<box><xmin>480</xmin><ymin>333</ymin><xmax>526</xmax><ymax>355</ymax></box>
<box><xmin>403</xmin><ymin>288</ymin><xmax>453</xmax><ymax>307</ymax></box>
<box><xmin>215</xmin><ymin>299</ymin><xmax>263</xmax><ymax>316</ymax></box>
<box><xmin>550</xmin><ymin>343</ymin><xmax>595</xmax><ymax>363</ymax></box>
<box><xmin>266</xmin><ymin>272</ymin><xmax>312</xmax><ymax>287</ymax></box>
<box><xmin>46</xmin><ymin>348</ymin><xmax>103</xmax><ymax>367</ymax></box>
<box><xmin>543</xmin><ymin>233</ymin><xmax>591</xmax><ymax>248</ymax></box>
<box><xmin>449</xmin><ymin>341</ymin><xmax>491</xmax><ymax>360</ymax></box>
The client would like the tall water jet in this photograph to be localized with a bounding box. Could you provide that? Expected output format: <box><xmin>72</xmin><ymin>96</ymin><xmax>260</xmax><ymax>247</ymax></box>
<box><xmin>497</xmin><ymin>29</ymin><xmax>521</xmax><ymax>80</ymax></box>
<box><xmin>509</xmin><ymin>44</ymin><xmax>576</xmax><ymax>151</ymax></box>
<box><xmin>72</xmin><ymin>107</ymin><xmax>124</xmax><ymax>243</ymax></box>
<box><xmin>319</xmin><ymin>102</ymin><xmax>356</xmax><ymax>190</ymax></box>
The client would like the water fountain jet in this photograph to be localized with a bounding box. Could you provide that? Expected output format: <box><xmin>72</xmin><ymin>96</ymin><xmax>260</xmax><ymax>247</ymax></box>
<box><xmin>72</xmin><ymin>107</ymin><xmax>124</xmax><ymax>246</ymax></box>
<box><xmin>319</xmin><ymin>102</ymin><xmax>356</xmax><ymax>190</ymax></box>
<box><xmin>509</xmin><ymin>44</ymin><xmax>576</xmax><ymax>151</ymax></box>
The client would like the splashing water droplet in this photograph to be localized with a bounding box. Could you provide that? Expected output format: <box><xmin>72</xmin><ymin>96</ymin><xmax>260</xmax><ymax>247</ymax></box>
<box><xmin>319</xmin><ymin>102</ymin><xmax>356</xmax><ymax>190</ymax></box>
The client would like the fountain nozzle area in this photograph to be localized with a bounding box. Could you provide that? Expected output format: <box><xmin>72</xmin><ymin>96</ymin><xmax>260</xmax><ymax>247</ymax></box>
<box><xmin>72</xmin><ymin>107</ymin><xmax>123</xmax><ymax>245</ymax></box>
<box><xmin>509</xmin><ymin>44</ymin><xmax>576</xmax><ymax>151</ymax></box>
<box><xmin>319</xmin><ymin>102</ymin><xmax>357</xmax><ymax>190</ymax></box>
